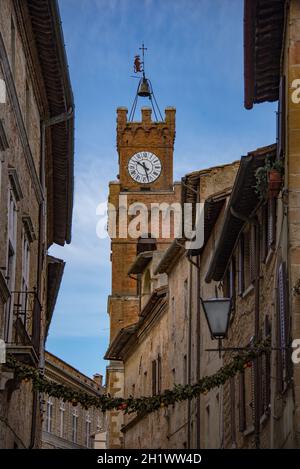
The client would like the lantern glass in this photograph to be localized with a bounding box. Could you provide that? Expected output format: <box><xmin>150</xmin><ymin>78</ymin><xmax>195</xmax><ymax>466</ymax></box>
<box><xmin>201</xmin><ymin>298</ymin><xmax>232</xmax><ymax>339</ymax></box>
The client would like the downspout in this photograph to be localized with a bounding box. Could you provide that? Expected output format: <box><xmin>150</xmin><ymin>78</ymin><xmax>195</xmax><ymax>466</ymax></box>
<box><xmin>196</xmin><ymin>254</ymin><xmax>201</xmax><ymax>448</ymax></box>
<box><xmin>187</xmin><ymin>254</ymin><xmax>201</xmax><ymax>448</ymax></box>
<box><xmin>187</xmin><ymin>259</ymin><xmax>193</xmax><ymax>448</ymax></box>
<box><xmin>253</xmin><ymin>217</ymin><xmax>261</xmax><ymax>449</ymax></box>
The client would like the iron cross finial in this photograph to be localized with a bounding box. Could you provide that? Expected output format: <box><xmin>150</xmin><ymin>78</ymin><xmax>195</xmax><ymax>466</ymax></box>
<box><xmin>139</xmin><ymin>43</ymin><xmax>147</xmax><ymax>76</ymax></box>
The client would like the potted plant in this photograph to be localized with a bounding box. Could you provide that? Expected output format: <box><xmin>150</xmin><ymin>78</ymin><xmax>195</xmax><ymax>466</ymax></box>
<box><xmin>255</xmin><ymin>159</ymin><xmax>284</xmax><ymax>200</ymax></box>
<box><xmin>267</xmin><ymin>160</ymin><xmax>284</xmax><ymax>198</ymax></box>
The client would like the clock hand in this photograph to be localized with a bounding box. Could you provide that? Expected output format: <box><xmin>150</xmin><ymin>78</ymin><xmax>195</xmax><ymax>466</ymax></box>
<box><xmin>137</xmin><ymin>161</ymin><xmax>150</xmax><ymax>181</ymax></box>
<box><xmin>141</xmin><ymin>163</ymin><xmax>150</xmax><ymax>181</ymax></box>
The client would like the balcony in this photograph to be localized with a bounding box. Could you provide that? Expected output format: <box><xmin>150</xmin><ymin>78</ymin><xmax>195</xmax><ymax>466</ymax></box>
<box><xmin>5</xmin><ymin>290</ymin><xmax>41</xmax><ymax>366</ymax></box>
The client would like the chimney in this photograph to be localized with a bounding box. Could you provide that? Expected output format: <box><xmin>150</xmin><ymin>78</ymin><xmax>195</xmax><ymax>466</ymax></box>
<box><xmin>93</xmin><ymin>373</ymin><xmax>103</xmax><ymax>387</ymax></box>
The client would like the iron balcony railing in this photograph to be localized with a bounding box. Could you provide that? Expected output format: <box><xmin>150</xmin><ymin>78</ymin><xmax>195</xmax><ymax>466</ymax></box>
<box><xmin>5</xmin><ymin>290</ymin><xmax>41</xmax><ymax>357</ymax></box>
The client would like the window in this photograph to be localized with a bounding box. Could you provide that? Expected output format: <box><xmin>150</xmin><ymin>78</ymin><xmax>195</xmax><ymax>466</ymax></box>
<box><xmin>143</xmin><ymin>269</ymin><xmax>151</xmax><ymax>296</ymax></box>
<box><xmin>21</xmin><ymin>231</ymin><xmax>30</xmax><ymax>313</ymax></box>
<box><xmin>137</xmin><ymin>235</ymin><xmax>157</xmax><ymax>255</ymax></box>
<box><xmin>238</xmin><ymin>370</ymin><xmax>246</xmax><ymax>432</ymax></box>
<box><xmin>267</xmin><ymin>199</ymin><xmax>276</xmax><ymax>250</ymax></box>
<box><xmin>277</xmin><ymin>262</ymin><xmax>290</xmax><ymax>391</ymax></box>
<box><xmin>258</xmin><ymin>316</ymin><xmax>271</xmax><ymax>416</ymax></box>
<box><xmin>4</xmin><ymin>190</ymin><xmax>17</xmax><ymax>341</ymax></box>
<box><xmin>238</xmin><ymin>227</ymin><xmax>256</xmax><ymax>294</ymax></box>
<box><xmin>46</xmin><ymin>398</ymin><xmax>53</xmax><ymax>433</ymax></box>
<box><xmin>25</xmin><ymin>79</ymin><xmax>30</xmax><ymax>136</ymax></box>
<box><xmin>230</xmin><ymin>377</ymin><xmax>236</xmax><ymax>446</ymax></box>
<box><xmin>183</xmin><ymin>354</ymin><xmax>187</xmax><ymax>386</ymax></box>
<box><xmin>277</xmin><ymin>76</ymin><xmax>286</xmax><ymax>159</ymax></box>
<box><xmin>261</xmin><ymin>200</ymin><xmax>276</xmax><ymax>261</ymax></box>
<box><xmin>152</xmin><ymin>354</ymin><xmax>162</xmax><ymax>395</ymax></box>
<box><xmin>238</xmin><ymin>232</ymin><xmax>249</xmax><ymax>293</ymax></box>
<box><xmin>152</xmin><ymin>359</ymin><xmax>157</xmax><ymax>396</ymax></box>
<box><xmin>72</xmin><ymin>409</ymin><xmax>78</xmax><ymax>443</ymax></box>
<box><xmin>85</xmin><ymin>412</ymin><xmax>91</xmax><ymax>448</ymax></box>
<box><xmin>11</xmin><ymin>17</ymin><xmax>15</xmax><ymax>76</ymax></box>
<box><xmin>171</xmin><ymin>296</ymin><xmax>175</xmax><ymax>340</ymax></box>
<box><xmin>59</xmin><ymin>401</ymin><xmax>65</xmax><ymax>438</ymax></box>
<box><xmin>183</xmin><ymin>279</ymin><xmax>188</xmax><ymax>320</ymax></box>
<box><xmin>223</xmin><ymin>258</ymin><xmax>236</xmax><ymax>308</ymax></box>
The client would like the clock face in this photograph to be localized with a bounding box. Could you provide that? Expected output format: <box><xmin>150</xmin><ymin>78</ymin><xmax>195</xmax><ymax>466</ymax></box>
<box><xmin>127</xmin><ymin>152</ymin><xmax>162</xmax><ymax>184</ymax></box>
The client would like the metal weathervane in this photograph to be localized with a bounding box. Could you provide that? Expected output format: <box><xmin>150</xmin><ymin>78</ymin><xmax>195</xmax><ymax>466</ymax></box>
<box><xmin>129</xmin><ymin>43</ymin><xmax>163</xmax><ymax>122</ymax></box>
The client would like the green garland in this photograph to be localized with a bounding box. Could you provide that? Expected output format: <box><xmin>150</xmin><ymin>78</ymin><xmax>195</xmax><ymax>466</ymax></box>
<box><xmin>5</xmin><ymin>340</ymin><xmax>270</xmax><ymax>415</ymax></box>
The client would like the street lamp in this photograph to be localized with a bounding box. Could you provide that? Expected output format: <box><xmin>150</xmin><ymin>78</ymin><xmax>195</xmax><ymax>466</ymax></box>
<box><xmin>200</xmin><ymin>297</ymin><xmax>232</xmax><ymax>340</ymax></box>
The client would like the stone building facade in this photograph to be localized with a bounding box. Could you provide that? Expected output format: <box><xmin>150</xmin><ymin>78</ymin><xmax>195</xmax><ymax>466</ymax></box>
<box><xmin>0</xmin><ymin>0</ymin><xmax>74</xmax><ymax>448</ymax></box>
<box><xmin>42</xmin><ymin>352</ymin><xmax>105</xmax><ymax>449</ymax></box>
<box><xmin>105</xmin><ymin>161</ymin><xmax>239</xmax><ymax>448</ymax></box>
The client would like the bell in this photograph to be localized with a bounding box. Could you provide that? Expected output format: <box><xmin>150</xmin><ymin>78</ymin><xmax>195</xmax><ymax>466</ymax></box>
<box><xmin>137</xmin><ymin>78</ymin><xmax>151</xmax><ymax>97</ymax></box>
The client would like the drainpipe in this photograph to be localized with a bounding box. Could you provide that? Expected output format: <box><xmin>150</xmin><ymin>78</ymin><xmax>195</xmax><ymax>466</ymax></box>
<box><xmin>29</xmin><ymin>108</ymin><xmax>73</xmax><ymax>449</ymax></box>
<box><xmin>196</xmin><ymin>254</ymin><xmax>201</xmax><ymax>448</ymax></box>
<box><xmin>187</xmin><ymin>259</ymin><xmax>193</xmax><ymax>448</ymax></box>
<box><xmin>186</xmin><ymin>253</ymin><xmax>201</xmax><ymax>449</ymax></box>
<box><xmin>187</xmin><ymin>254</ymin><xmax>201</xmax><ymax>448</ymax></box>
<box><xmin>253</xmin><ymin>217</ymin><xmax>261</xmax><ymax>450</ymax></box>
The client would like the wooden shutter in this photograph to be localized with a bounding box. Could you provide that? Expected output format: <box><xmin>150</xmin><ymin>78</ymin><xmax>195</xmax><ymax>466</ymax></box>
<box><xmin>230</xmin><ymin>258</ymin><xmax>236</xmax><ymax>311</ymax></box>
<box><xmin>250</xmin><ymin>225</ymin><xmax>257</xmax><ymax>282</ymax></box>
<box><xmin>260</xmin><ymin>204</ymin><xmax>268</xmax><ymax>262</ymax></box>
<box><xmin>230</xmin><ymin>377</ymin><xmax>236</xmax><ymax>445</ymax></box>
<box><xmin>157</xmin><ymin>355</ymin><xmax>162</xmax><ymax>394</ymax></box>
<box><xmin>152</xmin><ymin>360</ymin><xmax>157</xmax><ymax>396</ymax></box>
<box><xmin>264</xmin><ymin>316</ymin><xmax>271</xmax><ymax>410</ymax></box>
<box><xmin>268</xmin><ymin>199</ymin><xmax>276</xmax><ymax>249</ymax></box>
<box><xmin>277</xmin><ymin>76</ymin><xmax>286</xmax><ymax>160</ymax></box>
<box><xmin>251</xmin><ymin>360</ymin><xmax>256</xmax><ymax>425</ymax></box>
<box><xmin>239</xmin><ymin>371</ymin><xmax>246</xmax><ymax>432</ymax></box>
<box><xmin>277</xmin><ymin>262</ymin><xmax>289</xmax><ymax>389</ymax></box>
<box><xmin>238</xmin><ymin>236</ymin><xmax>244</xmax><ymax>295</ymax></box>
<box><xmin>259</xmin><ymin>352</ymin><xmax>265</xmax><ymax>417</ymax></box>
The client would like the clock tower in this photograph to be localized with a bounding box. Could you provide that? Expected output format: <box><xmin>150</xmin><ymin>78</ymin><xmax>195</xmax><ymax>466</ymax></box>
<box><xmin>105</xmin><ymin>101</ymin><xmax>180</xmax><ymax>447</ymax></box>
<box><xmin>117</xmin><ymin>106</ymin><xmax>175</xmax><ymax>191</ymax></box>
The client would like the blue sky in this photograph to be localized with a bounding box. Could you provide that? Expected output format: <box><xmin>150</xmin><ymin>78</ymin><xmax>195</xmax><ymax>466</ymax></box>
<box><xmin>47</xmin><ymin>0</ymin><xmax>277</xmax><ymax>379</ymax></box>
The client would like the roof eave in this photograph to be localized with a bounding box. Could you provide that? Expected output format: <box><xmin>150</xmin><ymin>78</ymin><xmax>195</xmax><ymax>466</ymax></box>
<box><xmin>205</xmin><ymin>144</ymin><xmax>276</xmax><ymax>283</ymax></box>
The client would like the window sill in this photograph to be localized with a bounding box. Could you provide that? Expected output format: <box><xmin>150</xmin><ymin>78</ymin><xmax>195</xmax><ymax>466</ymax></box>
<box><xmin>241</xmin><ymin>284</ymin><xmax>254</xmax><ymax>299</ymax></box>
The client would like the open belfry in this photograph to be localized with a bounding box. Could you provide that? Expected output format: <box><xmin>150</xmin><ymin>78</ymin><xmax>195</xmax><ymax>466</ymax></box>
<box><xmin>105</xmin><ymin>53</ymin><xmax>181</xmax><ymax>447</ymax></box>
